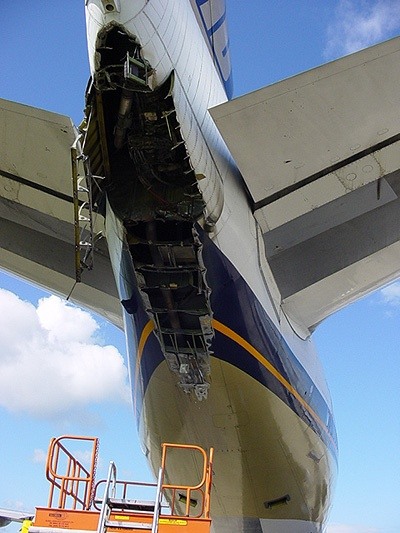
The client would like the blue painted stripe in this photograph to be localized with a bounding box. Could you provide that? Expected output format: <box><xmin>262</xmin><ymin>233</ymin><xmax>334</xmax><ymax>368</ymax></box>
<box><xmin>206</xmin><ymin>9</ymin><xmax>227</xmax><ymax>38</ymax></box>
<box><xmin>193</xmin><ymin>0</ymin><xmax>233</xmax><ymax>99</ymax></box>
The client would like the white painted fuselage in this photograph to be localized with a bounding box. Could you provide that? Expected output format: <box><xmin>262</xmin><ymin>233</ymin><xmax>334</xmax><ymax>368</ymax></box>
<box><xmin>85</xmin><ymin>1</ymin><xmax>337</xmax><ymax>531</ymax></box>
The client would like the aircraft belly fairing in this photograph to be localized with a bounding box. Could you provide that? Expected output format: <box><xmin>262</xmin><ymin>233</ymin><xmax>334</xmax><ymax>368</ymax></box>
<box><xmin>140</xmin><ymin>360</ymin><xmax>335</xmax><ymax>529</ymax></box>
<box><xmin>92</xmin><ymin>4</ymin><xmax>337</xmax><ymax>522</ymax></box>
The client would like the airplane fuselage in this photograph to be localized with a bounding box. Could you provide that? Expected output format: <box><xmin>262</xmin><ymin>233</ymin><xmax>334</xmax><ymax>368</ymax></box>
<box><xmin>84</xmin><ymin>1</ymin><xmax>337</xmax><ymax>531</ymax></box>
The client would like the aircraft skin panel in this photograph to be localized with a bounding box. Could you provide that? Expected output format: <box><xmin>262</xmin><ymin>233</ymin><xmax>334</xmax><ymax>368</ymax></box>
<box><xmin>188</xmin><ymin>0</ymin><xmax>233</xmax><ymax>98</ymax></box>
<box><xmin>139</xmin><ymin>360</ymin><xmax>335</xmax><ymax>530</ymax></box>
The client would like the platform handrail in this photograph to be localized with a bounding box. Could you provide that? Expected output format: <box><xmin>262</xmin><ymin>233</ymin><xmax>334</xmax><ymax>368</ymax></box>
<box><xmin>151</xmin><ymin>467</ymin><xmax>163</xmax><ymax>533</ymax></box>
<box><xmin>203</xmin><ymin>447</ymin><xmax>214</xmax><ymax>519</ymax></box>
<box><xmin>96</xmin><ymin>461</ymin><xmax>117</xmax><ymax>533</ymax></box>
<box><xmin>46</xmin><ymin>435</ymin><xmax>99</xmax><ymax>510</ymax></box>
<box><xmin>160</xmin><ymin>443</ymin><xmax>214</xmax><ymax>518</ymax></box>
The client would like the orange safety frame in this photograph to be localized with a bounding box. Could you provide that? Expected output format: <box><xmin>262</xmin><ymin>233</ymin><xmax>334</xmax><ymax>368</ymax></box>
<box><xmin>46</xmin><ymin>435</ymin><xmax>99</xmax><ymax>510</ymax></box>
<box><xmin>159</xmin><ymin>443</ymin><xmax>214</xmax><ymax>519</ymax></box>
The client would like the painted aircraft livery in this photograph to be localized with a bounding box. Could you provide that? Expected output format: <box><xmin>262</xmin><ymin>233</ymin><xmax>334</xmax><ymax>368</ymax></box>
<box><xmin>2</xmin><ymin>1</ymin><xmax>400</xmax><ymax>531</ymax></box>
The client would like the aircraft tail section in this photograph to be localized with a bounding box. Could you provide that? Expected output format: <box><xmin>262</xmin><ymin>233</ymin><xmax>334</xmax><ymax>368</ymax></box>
<box><xmin>189</xmin><ymin>0</ymin><xmax>233</xmax><ymax>98</ymax></box>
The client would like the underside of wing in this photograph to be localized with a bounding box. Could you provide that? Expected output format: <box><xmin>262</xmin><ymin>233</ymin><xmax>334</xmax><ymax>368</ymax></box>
<box><xmin>0</xmin><ymin>98</ymin><xmax>122</xmax><ymax>327</ymax></box>
<box><xmin>211</xmin><ymin>36</ymin><xmax>400</xmax><ymax>333</ymax></box>
<box><xmin>0</xmin><ymin>509</ymin><xmax>33</xmax><ymax>527</ymax></box>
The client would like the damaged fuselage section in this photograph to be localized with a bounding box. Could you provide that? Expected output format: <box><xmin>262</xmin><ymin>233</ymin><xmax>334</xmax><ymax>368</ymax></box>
<box><xmin>81</xmin><ymin>23</ymin><xmax>214</xmax><ymax>400</ymax></box>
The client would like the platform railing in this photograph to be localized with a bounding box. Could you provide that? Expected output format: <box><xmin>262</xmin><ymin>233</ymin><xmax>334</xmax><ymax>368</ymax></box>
<box><xmin>96</xmin><ymin>461</ymin><xmax>116</xmax><ymax>533</ymax></box>
<box><xmin>44</xmin><ymin>435</ymin><xmax>213</xmax><ymax>530</ymax></box>
<box><xmin>45</xmin><ymin>435</ymin><xmax>99</xmax><ymax>510</ymax></box>
<box><xmin>159</xmin><ymin>443</ymin><xmax>214</xmax><ymax>519</ymax></box>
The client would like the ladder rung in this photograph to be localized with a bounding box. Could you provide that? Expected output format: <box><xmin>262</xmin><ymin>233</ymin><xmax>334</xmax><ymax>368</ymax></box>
<box><xmin>109</xmin><ymin>510</ymin><xmax>154</xmax><ymax>516</ymax></box>
<box><xmin>108</xmin><ymin>498</ymin><xmax>155</xmax><ymax>511</ymax></box>
<box><xmin>106</xmin><ymin>520</ymin><xmax>152</xmax><ymax>530</ymax></box>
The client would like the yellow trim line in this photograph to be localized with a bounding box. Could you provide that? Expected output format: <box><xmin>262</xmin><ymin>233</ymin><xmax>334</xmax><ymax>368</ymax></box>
<box><xmin>134</xmin><ymin>320</ymin><xmax>155</xmax><ymax>411</ymax></box>
<box><xmin>212</xmin><ymin>319</ymin><xmax>335</xmax><ymax>449</ymax></box>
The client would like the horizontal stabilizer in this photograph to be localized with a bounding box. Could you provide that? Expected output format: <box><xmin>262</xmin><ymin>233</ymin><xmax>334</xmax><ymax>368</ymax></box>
<box><xmin>211</xmin><ymin>37</ymin><xmax>400</xmax><ymax>331</ymax></box>
<box><xmin>0</xmin><ymin>99</ymin><xmax>121</xmax><ymax>327</ymax></box>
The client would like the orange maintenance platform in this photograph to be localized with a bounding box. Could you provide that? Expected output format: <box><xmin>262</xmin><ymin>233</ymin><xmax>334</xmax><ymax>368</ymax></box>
<box><xmin>28</xmin><ymin>435</ymin><xmax>214</xmax><ymax>533</ymax></box>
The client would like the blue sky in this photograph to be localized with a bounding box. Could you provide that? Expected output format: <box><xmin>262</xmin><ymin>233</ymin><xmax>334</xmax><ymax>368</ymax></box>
<box><xmin>0</xmin><ymin>1</ymin><xmax>400</xmax><ymax>532</ymax></box>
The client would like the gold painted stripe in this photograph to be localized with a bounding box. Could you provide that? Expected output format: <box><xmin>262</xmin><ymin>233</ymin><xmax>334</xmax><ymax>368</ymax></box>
<box><xmin>211</xmin><ymin>319</ymin><xmax>336</xmax><ymax>449</ymax></box>
<box><xmin>134</xmin><ymin>320</ymin><xmax>155</xmax><ymax>411</ymax></box>
<box><xmin>133</xmin><ymin>317</ymin><xmax>336</xmax><ymax>450</ymax></box>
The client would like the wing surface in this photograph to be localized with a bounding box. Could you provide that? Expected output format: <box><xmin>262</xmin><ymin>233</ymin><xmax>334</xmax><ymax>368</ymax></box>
<box><xmin>211</xmin><ymin>37</ymin><xmax>400</xmax><ymax>332</ymax></box>
<box><xmin>0</xmin><ymin>98</ymin><xmax>122</xmax><ymax>327</ymax></box>
<box><xmin>0</xmin><ymin>509</ymin><xmax>33</xmax><ymax>527</ymax></box>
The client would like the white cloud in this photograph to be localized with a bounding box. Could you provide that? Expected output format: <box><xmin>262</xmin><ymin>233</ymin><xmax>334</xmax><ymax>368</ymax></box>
<box><xmin>0</xmin><ymin>290</ymin><xmax>131</xmax><ymax>419</ymax></box>
<box><xmin>71</xmin><ymin>449</ymin><xmax>97</xmax><ymax>466</ymax></box>
<box><xmin>325</xmin><ymin>0</ymin><xmax>400</xmax><ymax>59</ymax></box>
<box><xmin>0</xmin><ymin>500</ymin><xmax>26</xmax><ymax>512</ymax></box>
<box><xmin>32</xmin><ymin>443</ymin><xmax>105</xmax><ymax>472</ymax></box>
<box><xmin>37</xmin><ymin>295</ymin><xmax>99</xmax><ymax>344</ymax></box>
<box><xmin>32</xmin><ymin>449</ymin><xmax>47</xmax><ymax>464</ymax></box>
<box><xmin>380</xmin><ymin>281</ymin><xmax>400</xmax><ymax>306</ymax></box>
<box><xmin>326</xmin><ymin>525</ymin><xmax>380</xmax><ymax>533</ymax></box>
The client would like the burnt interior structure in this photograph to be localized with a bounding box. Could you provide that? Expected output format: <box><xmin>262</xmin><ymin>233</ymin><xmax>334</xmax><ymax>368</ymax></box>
<box><xmin>81</xmin><ymin>24</ymin><xmax>214</xmax><ymax>399</ymax></box>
